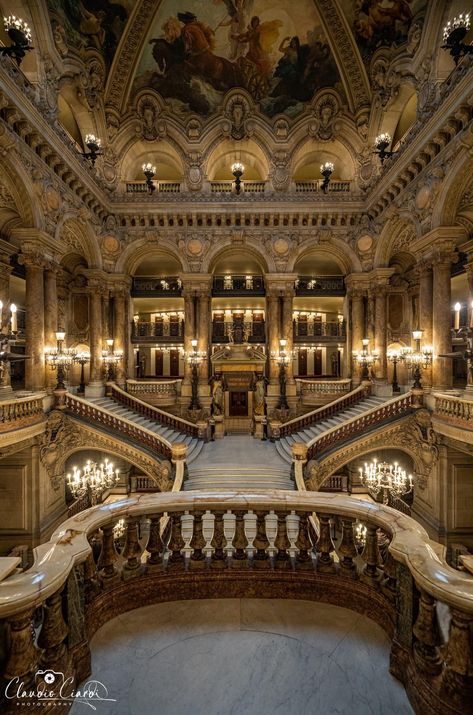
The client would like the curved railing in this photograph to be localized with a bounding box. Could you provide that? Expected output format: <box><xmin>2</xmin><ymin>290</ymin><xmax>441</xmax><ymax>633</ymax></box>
<box><xmin>64</xmin><ymin>393</ymin><xmax>173</xmax><ymax>459</ymax></box>
<box><xmin>307</xmin><ymin>392</ymin><xmax>413</xmax><ymax>460</ymax></box>
<box><xmin>279</xmin><ymin>384</ymin><xmax>369</xmax><ymax>437</ymax></box>
<box><xmin>434</xmin><ymin>392</ymin><xmax>473</xmax><ymax>428</ymax></box>
<box><xmin>109</xmin><ymin>383</ymin><xmax>200</xmax><ymax>438</ymax></box>
<box><xmin>0</xmin><ymin>490</ymin><xmax>472</xmax><ymax>714</ymax></box>
<box><xmin>0</xmin><ymin>393</ymin><xmax>46</xmax><ymax>433</ymax></box>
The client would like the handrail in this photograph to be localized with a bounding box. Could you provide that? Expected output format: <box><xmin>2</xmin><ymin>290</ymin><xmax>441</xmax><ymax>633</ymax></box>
<box><xmin>307</xmin><ymin>392</ymin><xmax>413</xmax><ymax>460</ymax></box>
<box><xmin>433</xmin><ymin>391</ymin><xmax>473</xmax><ymax>427</ymax></box>
<box><xmin>0</xmin><ymin>392</ymin><xmax>46</xmax><ymax>432</ymax></box>
<box><xmin>0</xmin><ymin>489</ymin><xmax>472</xmax><ymax>617</ymax></box>
<box><xmin>110</xmin><ymin>383</ymin><xmax>199</xmax><ymax>437</ymax></box>
<box><xmin>279</xmin><ymin>385</ymin><xmax>368</xmax><ymax>436</ymax></box>
<box><xmin>64</xmin><ymin>392</ymin><xmax>173</xmax><ymax>459</ymax></box>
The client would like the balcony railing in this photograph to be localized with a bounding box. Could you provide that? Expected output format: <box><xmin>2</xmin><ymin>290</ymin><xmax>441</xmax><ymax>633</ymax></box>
<box><xmin>125</xmin><ymin>181</ymin><xmax>182</xmax><ymax>194</ymax></box>
<box><xmin>212</xmin><ymin>321</ymin><xmax>266</xmax><ymax>344</ymax></box>
<box><xmin>296</xmin><ymin>379</ymin><xmax>351</xmax><ymax>406</ymax></box>
<box><xmin>295</xmin><ymin>180</ymin><xmax>351</xmax><ymax>193</ymax></box>
<box><xmin>126</xmin><ymin>379</ymin><xmax>181</xmax><ymax>408</ymax></box>
<box><xmin>131</xmin><ymin>321</ymin><xmax>184</xmax><ymax>343</ymax></box>
<box><xmin>434</xmin><ymin>392</ymin><xmax>473</xmax><ymax>428</ymax></box>
<box><xmin>0</xmin><ymin>393</ymin><xmax>45</xmax><ymax>433</ymax></box>
<box><xmin>212</xmin><ymin>274</ymin><xmax>265</xmax><ymax>295</ymax></box>
<box><xmin>280</xmin><ymin>385</ymin><xmax>369</xmax><ymax>437</ymax></box>
<box><xmin>1</xmin><ymin>491</ymin><xmax>472</xmax><ymax>715</ymax></box>
<box><xmin>131</xmin><ymin>277</ymin><xmax>182</xmax><ymax>296</ymax></box>
<box><xmin>294</xmin><ymin>320</ymin><xmax>346</xmax><ymax>340</ymax></box>
<box><xmin>295</xmin><ymin>276</ymin><xmax>345</xmax><ymax>296</ymax></box>
<box><xmin>210</xmin><ymin>180</ymin><xmax>266</xmax><ymax>194</ymax></box>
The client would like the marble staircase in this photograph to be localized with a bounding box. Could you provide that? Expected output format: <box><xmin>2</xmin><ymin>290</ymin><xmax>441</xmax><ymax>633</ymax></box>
<box><xmin>86</xmin><ymin>396</ymin><xmax>204</xmax><ymax>463</ymax></box>
<box><xmin>276</xmin><ymin>395</ymin><xmax>387</xmax><ymax>464</ymax></box>
<box><xmin>185</xmin><ymin>465</ymin><xmax>293</xmax><ymax>491</ymax></box>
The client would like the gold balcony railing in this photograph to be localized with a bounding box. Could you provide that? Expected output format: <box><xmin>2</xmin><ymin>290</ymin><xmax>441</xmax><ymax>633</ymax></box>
<box><xmin>0</xmin><ymin>490</ymin><xmax>472</xmax><ymax>714</ymax></box>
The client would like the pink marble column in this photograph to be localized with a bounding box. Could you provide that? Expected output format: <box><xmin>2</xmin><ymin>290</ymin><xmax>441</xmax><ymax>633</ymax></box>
<box><xmin>282</xmin><ymin>288</ymin><xmax>294</xmax><ymax>380</ymax></box>
<box><xmin>182</xmin><ymin>287</ymin><xmax>195</xmax><ymax>385</ymax></box>
<box><xmin>198</xmin><ymin>293</ymin><xmax>210</xmax><ymax>382</ymax></box>
<box><xmin>350</xmin><ymin>291</ymin><xmax>365</xmax><ymax>383</ymax></box>
<box><xmin>113</xmin><ymin>290</ymin><xmax>126</xmax><ymax>387</ymax></box>
<box><xmin>432</xmin><ymin>253</ymin><xmax>453</xmax><ymax>391</ymax></box>
<box><xmin>266</xmin><ymin>291</ymin><xmax>280</xmax><ymax>382</ymax></box>
<box><xmin>418</xmin><ymin>262</ymin><xmax>433</xmax><ymax>388</ymax></box>
<box><xmin>24</xmin><ymin>259</ymin><xmax>45</xmax><ymax>391</ymax></box>
<box><xmin>88</xmin><ymin>288</ymin><xmax>103</xmax><ymax>385</ymax></box>
<box><xmin>44</xmin><ymin>266</ymin><xmax>58</xmax><ymax>389</ymax></box>
<box><xmin>374</xmin><ymin>286</ymin><xmax>387</xmax><ymax>381</ymax></box>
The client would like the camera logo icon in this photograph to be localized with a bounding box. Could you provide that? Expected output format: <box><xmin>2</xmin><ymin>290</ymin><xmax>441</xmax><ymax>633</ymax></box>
<box><xmin>36</xmin><ymin>669</ymin><xmax>64</xmax><ymax>687</ymax></box>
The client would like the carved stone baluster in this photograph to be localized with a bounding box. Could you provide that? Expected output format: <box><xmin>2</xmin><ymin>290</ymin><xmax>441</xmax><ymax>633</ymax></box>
<box><xmin>412</xmin><ymin>589</ymin><xmax>442</xmax><ymax>675</ymax></box>
<box><xmin>98</xmin><ymin>525</ymin><xmax>118</xmax><ymax>582</ymax></box>
<box><xmin>4</xmin><ymin>610</ymin><xmax>38</xmax><ymax>703</ymax></box>
<box><xmin>232</xmin><ymin>511</ymin><xmax>248</xmax><ymax>562</ymax></box>
<box><xmin>244</xmin><ymin>510</ymin><xmax>257</xmax><ymax>560</ymax></box>
<box><xmin>338</xmin><ymin>518</ymin><xmax>357</xmax><ymax>576</ymax></box>
<box><xmin>211</xmin><ymin>511</ymin><xmax>227</xmax><ymax>568</ymax></box>
<box><xmin>190</xmin><ymin>511</ymin><xmax>206</xmax><ymax>568</ymax></box>
<box><xmin>381</xmin><ymin>549</ymin><xmax>397</xmax><ymax>600</ymax></box>
<box><xmin>315</xmin><ymin>514</ymin><xmax>335</xmax><ymax>573</ymax></box>
<box><xmin>361</xmin><ymin>524</ymin><xmax>381</xmax><ymax>586</ymax></box>
<box><xmin>274</xmin><ymin>511</ymin><xmax>290</xmax><ymax>568</ymax></box>
<box><xmin>442</xmin><ymin>609</ymin><xmax>473</xmax><ymax>702</ymax></box>
<box><xmin>202</xmin><ymin>511</ymin><xmax>215</xmax><ymax>560</ymax></box>
<box><xmin>122</xmin><ymin>517</ymin><xmax>142</xmax><ymax>575</ymax></box>
<box><xmin>37</xmin><ymin>589</ymin><xmax>69</xmax><ymax>676</ymax></box>
<box><xmin>296</xmin><ymin>512</ymin><xmax>313</xmax><ymax>568</ymax></box>
<box><xmin>146</xmin><ymin>514</ymin><xmax>163</xmax><ymax>568</ymax></box>
<box><xmin>167</xmin><ymin>513</ymin><xmax>185</xmax><ymax>568</ymax></box>
<box><xmin>223</xmin><ymin>511</ymin><xmax>236</xmax><ymax>559</ymax></box>
<box><xmin>253</xmin><ymin>511</ymin><xmax>270</xmax><ymax>568</ymax></box>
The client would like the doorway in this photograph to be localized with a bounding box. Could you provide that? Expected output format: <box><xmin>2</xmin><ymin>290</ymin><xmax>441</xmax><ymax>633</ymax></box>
<box><xmin>229</xmin><ymin>391</ymin><xmax>248</xmax><ymax>416</ymax></box>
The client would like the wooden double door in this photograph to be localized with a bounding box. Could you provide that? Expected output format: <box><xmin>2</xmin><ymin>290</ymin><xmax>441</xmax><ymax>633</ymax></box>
<box><xmin>229</xmin><ymin>391</ymin><xmax>248</xmax><ymax>416</ymax></box>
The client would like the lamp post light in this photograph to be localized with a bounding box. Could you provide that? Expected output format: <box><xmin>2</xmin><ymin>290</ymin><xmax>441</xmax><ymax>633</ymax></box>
<box><xmin>1</xmin><ymin>16</ymin><xmax>33</xmax><ymax>65</ymax></box>
<box><xmin>231</xmin><ymin>162</ymin><xmax>244</xmax><ymax>194</ymax></box>
<box><xmin>74</xmin><ymin>351</ymin><xmax>91</xmax><ymax>394</ymax></box>
<box><xmin>67</xmin><ymin>458</ymin><xmax>119</xmax><ymax>506</ymax></box>
<box><xmin>142</xmin><ymin>162</ymin><xmax>156</xmax><ymax>194</ymax></box>
<box><xmin>82</xmin><ymin>134</ymin><xmax>102</xmax><ymax>166</ymax></box>
<box><xmin>442</xmin><ymin>12</ymin><xmax>472</xmax><ymax>65</ymax></box>
<box><xmin>102</xmin><ymin>338</ymin><xmax>122</xmax><ymax>382</ymax></box>
<box><xmin>387</xmin><ymin>349</ymin><xmax>402</xmax><ymax>393</ymax></box>
<box><xmin>374</xmin><ymin>133</ymin><xmax>395</xmax><ymax>164</ymax></box>
<box><xmin>275</xmin><ymin>338</ymin><xmax>290</xmax><ymax>410</ymax></box>
<box><xmin>359</xmin><ymin>457</ymin><xmax>413</xmax><ymax>506</ymax></box>
<box><xmin>45</xmin><ymin>331</ymin><xmax>76</xmax><ymax>390</ymax></box>
<box><xmin>400</xmin><ymin>330</ymin><xmax>433</xmax><ymax>390</ymax></box>
<box><xmin>187</xmin><ymin>338</ymin><xmax>206</xmax><ymax>410</ymax></box>
<box><xmin>320</xmin><ymin>161</ymin><xmax>334</xmax><ymax>193</ymax></box>
<box><xmin>353</xmin><ymin>338</ymin><xmax>378</xmax><ymax>382</ymax></box>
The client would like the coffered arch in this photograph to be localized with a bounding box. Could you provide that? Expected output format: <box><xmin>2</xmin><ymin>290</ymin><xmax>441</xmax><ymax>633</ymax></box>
<box><xmin>207</xmin><ymin>240</ymin><xmax>273</xmax><ymax>275</ymax></box>
<box><xmin>116</xmin><ymin>241</ymin><xmax>187</xmax><ymax>276</ymax></box>
<box><xmin>289</xmin><ymin>238</ymin><xmax>361</xmax><ymax>275</ymax></box>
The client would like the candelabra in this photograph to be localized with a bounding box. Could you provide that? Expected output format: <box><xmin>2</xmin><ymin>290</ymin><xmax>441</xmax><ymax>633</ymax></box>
<box><xmin>353</xmin><ymin>339</ymin><xmax>378</xmax><ymax>381</ymax></box>
<box><xmin>0</xmin><ymin>301</ymin><xmax>22</xmax><ymax>393</ymax></box>
<box><xmin>102</xmin><ymin>339</ymin><xmax>123</xmax><ymax>381</ymax></box>
<box><xmin>400</xmin><ymin>330</ymin><xmax>433</xmax><ymax>390</ymax></box>
<box><xmin>82</xmin><ymin>134</ymin><xmax>102</xmax><ymax>166</ymax></box>
<box><xmin>320</xmin><ymin>162</ymin><xmax>334</xmax><ymax>193</ymax></box>
<box><xmin>1</xmin><ymin>16</ymin><xmax>33</xmax><ymax>65</ymax></box>
<box><xmin>66</xmin><ymin>458</ymin><xmax>119</xmax><ymax>505</ymax></box>
<box><xmin>354</xmin><ymin>521</ymin><xmax>367</xmax><ymax>552</ymax></box>
<box><xmin>387</xmin><ymin>348</ymin><xmax>402</xmax><ymax>393</ymax></box>
<box><xmin>45</xmin><ymin>332</ymin><xmax>76</xmax><ymax>390</ymax></box>
<box><xmin>374</xmin><ymin>133</ymin><xmax>396</xmax><ymax>164</ymax></box>
<box><xmin>359</xmin><ymin>458</ymin><xmax>413</xmax><ymax>505</ymax></box>
<box><xmin>231</xmin><ymin>162</ymin><xmax>244</xmax><ymax>195</ymax></box>
<box><xmin>274</xmin><ymin>338</ymin><xmax>290</xmax><ymax>410</ymax></box>
<box><xmin>186</xmin><ymin>338</ymin><xmax>206</xmax><ymax>410</ymax></box>
<box><xmin>442</xmin><ymin>12</ymin><xmax>472</xmax><ymax>65</ymax></box>
<box><xmin>74</xmin><ymin>351</ymin><xmax>91</xmax><ymax>394</ymax></box>
<box><xmin>142</xmin><ymin>162</ymin><xmax>156</xmax><ymax>194</ymax></box>
<box><xmin>441</xmin><ymin>323</ymin><xmax>473</xmax><ymax>392</ymax></box>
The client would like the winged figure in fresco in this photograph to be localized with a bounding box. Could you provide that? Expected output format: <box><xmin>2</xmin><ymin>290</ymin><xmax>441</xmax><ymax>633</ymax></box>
<box><xmin>214</xmin><ymin>0</ymin><xmax>255</xmax><ymax>60</ymax></box>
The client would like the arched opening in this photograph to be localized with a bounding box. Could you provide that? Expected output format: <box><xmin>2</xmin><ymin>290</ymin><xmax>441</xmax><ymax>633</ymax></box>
<box><xmin>206</xmin><ymin>139</ymin><xmax>269</xmax><ymax>183</ymax></box>
<box><xmin>120</xmin><ymin>140</ymin><xmax>184</xmax><ymax>189</ymax></box>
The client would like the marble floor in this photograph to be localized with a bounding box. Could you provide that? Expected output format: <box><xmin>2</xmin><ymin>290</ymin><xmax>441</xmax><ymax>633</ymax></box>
<box><xmin>193</xmin><ymin>435</ymin><xmax>288</xmax><ymax>468</ymax></box>
<box><xmin>71</xmin><ymin>598</ymin><xmax>414</xmax><ymax>715</ymax></box>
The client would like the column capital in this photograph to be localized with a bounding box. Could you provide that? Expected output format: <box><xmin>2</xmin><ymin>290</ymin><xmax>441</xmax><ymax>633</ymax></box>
<box><xmin>180</xmin><ymin>274</ymin><xmax>212</xmax><ymax>295</ymax></box>
<box><xmin>107</xmin><ymin>274</ymin><xmax>132</xmax><ymax>295</ymax></box>
<box><xmin>410</xmin><ymin>227</ymin><xmax>466</xmax><ymax>261</ymax></box>
<box><xmin>11</xmin><ymin>230</ymin><xmax>58</xmax><ymax>261</ymax></box>
<box><xmin>266</xmin><ymin>273</ymin><xmax>297</xmax><ymax>297</ymax></box>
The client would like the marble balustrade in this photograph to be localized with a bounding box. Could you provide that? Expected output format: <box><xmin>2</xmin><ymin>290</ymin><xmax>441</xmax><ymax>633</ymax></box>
<box><xmin>0</xmin><ymin>491</ymin><xmax>472</xmax><ymax>714</ymax></box>
<box><xmin>434</xmin><ymin>392</ymin><xmax>473</xmax><ymax>427</ymax></box>
<box><xmin>0</xmin><ymin>393</ymin><xmax>46</xmax><ymax>433</ymax></box>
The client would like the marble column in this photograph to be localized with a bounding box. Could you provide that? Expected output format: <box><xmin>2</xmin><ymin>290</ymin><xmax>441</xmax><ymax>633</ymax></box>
<box><xmin>0</xmin><ymin>260</ymin><xmax>13</xmax><ymax>394</ymax></box>
<box><xmin>266</xmin><ymin>291</ymin><xmax>280</xmax><ymax>382</ymax></box>
<box><xmin>350</xmin><ymin>291</ymin><xmax>365</xmax><ymax>384</ymax></box>
<box><xmin>182</xmin><ymin>288</ymin><xmax>195</xmax><ymax>385</ymax></box>
<box><xmin>282</xmin><ymin>288</ymin><xmax>294</xmax><ymax>381</ymax></box>
<box><xmin>467</xmin><ymin>265</ymin><xmax>473</xmax><ymax>330</ymax></box>
<box><xmin>24</xmin><ymin>258</ymin><xmax>45</xmax><ymax>392</ymax></box>
<box><xmin>432</xmin><ymin>251</ymin><xmax>453</xmax><ymax>391</ymax></box>
<box><xmin>113</xmin><ymin>290</ymin><xmax>126</xmax><ymax>387</ymax></box>
<box><xmin>367</xmin><ymin>290</ymin><xmax>375</xmax><ymax>346</ymax></box>
<box><xmin>88</xmin><ymin>287</ymin><xmax>103</xmax><ymax>389</ymax></box>
<box><xmin>418</xmin><ymin>262</ymin><xmax>433</xmax><ymax>388</ymax></box>
<box><xmin>342</xmin><ymin>294</ymin><xmax>351</xmax><ymax>379</ymax></box>
<box><xmin>198</xmin><ymin>293</ymin><xmax>210</xmax><ymax>382</ymax></box>
<box><xmin>374</xmin><ymin>286</ymin><xmax>387</xmax><ymax>381</ymax></box>
<box><xmin>44</xmin><ymin>266</ymin><xmax>59</xmax><ymax>389</ymax></box>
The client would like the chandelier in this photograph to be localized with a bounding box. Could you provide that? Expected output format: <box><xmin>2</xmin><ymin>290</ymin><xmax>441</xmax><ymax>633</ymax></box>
<box><xmin>231</xmin><ymin>162</ymin><xmax>244</xmax><ymax>194</ymax></box>
<box><xmin>82</xmin><ymin>134</ymin><xmax>102</xmax><ymax>166</ymax></box>
<box><xmin>1</xmin><ymin>16</ymin><xmax>33</xmax><ymax>65</ymax></box>
<box><xmin>374</xmin><ymin>133</ymin><xmax>396</xmax><ymax>163</ymax></box>
<box><xmin>320</xmin><ymin>161</ymin><xmax>334</xmax><ymax>193</ymax></box>
<box><xmin>353</xmin><ymin>338</ymin><xmax>378</xmax><ymax>381</ymax></box>
<box><xmin>142</xmin><ymin>163</ymin><xmax>156</xmax><ymax>194</ymax></box>
<box><xmin>102</xmin><ymin>338</ymin><xmax>123</xmax><ymax>381</ymax></box>
<box><xmin>67</xmin><ymin>458</ymin><xmax>119</xmax><ymax>500</ymax></box>
<box><xmin>359</xmin><ymin>458</ymin><xmax>413</xmax><ymax>505</ymax></box>
<box><xmin>400</xmin><ymin>330</ymin><xmax>433</xmax><ymax>389</ymax></box>
<box><xmin>442</xmin><ymin>12</ymin><xmax>472</xmax><ymax>65</ymax></box>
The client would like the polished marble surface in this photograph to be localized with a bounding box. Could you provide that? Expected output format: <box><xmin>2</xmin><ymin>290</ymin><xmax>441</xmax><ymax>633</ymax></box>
<box><xmin>71</xmin><ymin>598</ymin><xmax>414</xmax><ymax>715</ymax></box>
<box><xmin>192</xmin><ymin>435</ymin><xmax>288</xmax><ymax>468</ymax></box>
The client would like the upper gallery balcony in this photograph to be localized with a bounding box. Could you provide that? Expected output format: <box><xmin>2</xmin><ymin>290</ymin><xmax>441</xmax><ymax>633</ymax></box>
<box><xmin>212</xmin><ymin>274</ymin><xmax>265</xmax><ymax>296</ymax></box>
<box><xmin>131</xmin><ymin>277</ymin><xmax>182</xmax><ymax>297</ymax></box>
<box><xmin>132</xmin><ymin>314</ymin><xmax>184</xmax><ymax>343</ymax></box>
<box><xmin>295</xmin><ymin>276</ymin><xmax>346</xmax><ymax>296</ymax></box>
<box><xmin>293</xmin><ymin>319</ymin><xmax>346</xmax><ymax>342</ymax></box>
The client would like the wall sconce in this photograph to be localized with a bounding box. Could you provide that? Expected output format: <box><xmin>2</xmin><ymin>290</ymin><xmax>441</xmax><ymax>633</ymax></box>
<box><xmin>82</xmin><ymin>134</ymin><xmax>102</xmax><ymax>166</ymax></box>
<box><xmin>374</xmin><ymin>133</ymin><xmax>396</xmax><ymax>164</ymax></box>
<box><xmin>320</xmin><ymin>162</ymin><xmax>334</xmax><ymax>193</ymax></box>
<box><xmin>1</xmin><ymin>16</ymin><xmax>33</xmax><ymax>66</ymax></box>
<box><xmin>231</xmin><ymin>162</ymin><xmax>244</xmax><ymax>194</ymax></box>
<box><xmin>442</xmin><ymin>12</ymin><xmax>472</xmax><ymax>65</ymax></box>
<box><xmin>142</xmin><ymin>163</ymin><xmax>156</xmax><ymax>194</ymax></box>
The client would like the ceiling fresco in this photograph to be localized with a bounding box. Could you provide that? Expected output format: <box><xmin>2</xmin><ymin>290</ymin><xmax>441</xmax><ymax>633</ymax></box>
<box><xmin>132</xmin><ymin>0</ymin><xmax>343</xmax><ymax>118</ymax></box>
